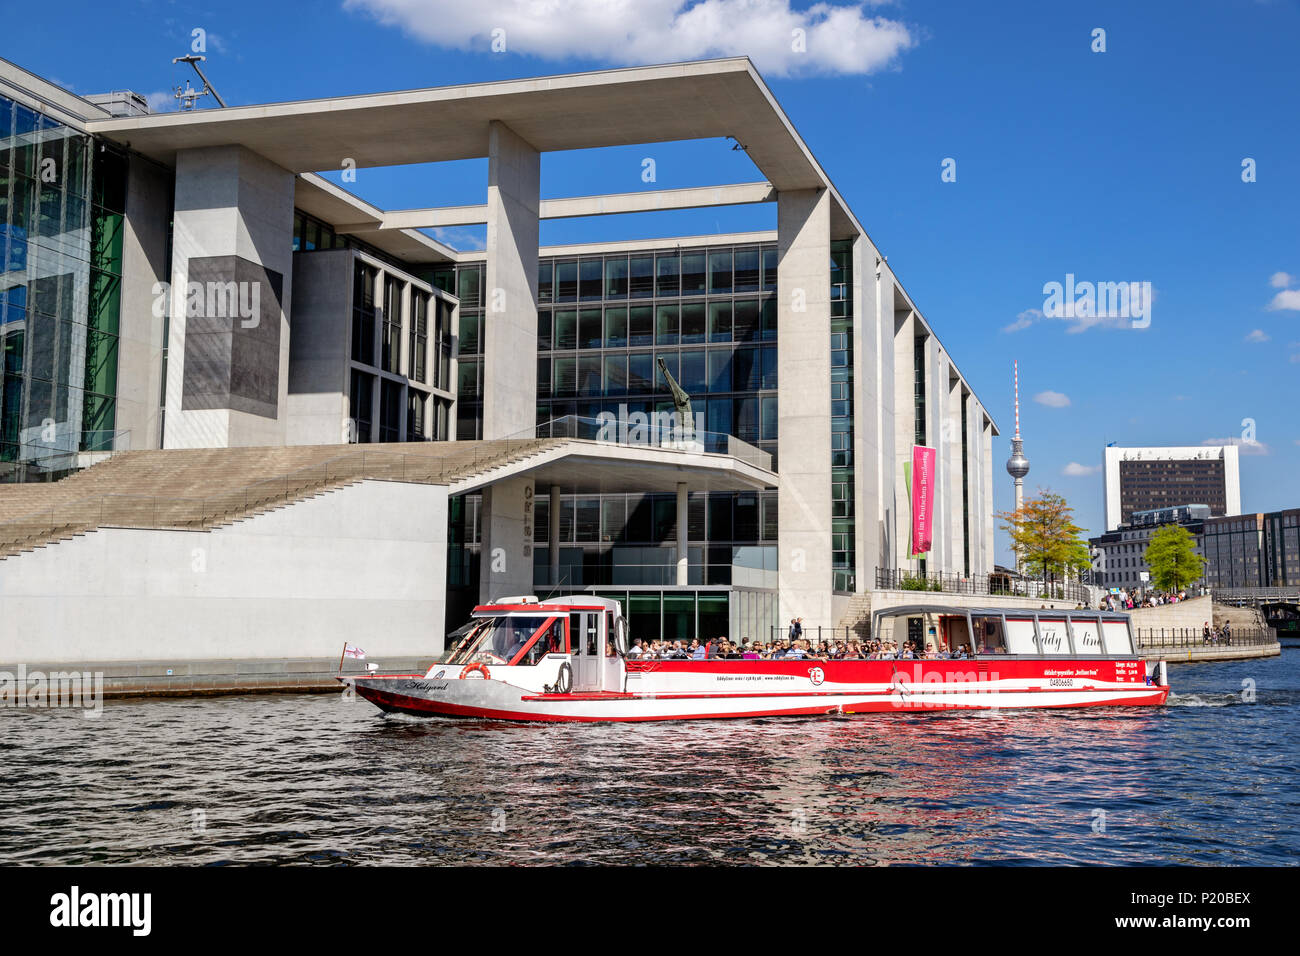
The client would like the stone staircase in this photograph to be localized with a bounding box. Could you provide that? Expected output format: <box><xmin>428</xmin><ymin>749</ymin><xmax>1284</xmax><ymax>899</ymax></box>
<box><xmin>837</xmin><ymin>592</ymin><xmax>874</xmax><ymax>640</ymax></box>
<box><xmin>0</xmin><ymin>438</ymin><xmax>559</xmax><ymax>560</ymax></box>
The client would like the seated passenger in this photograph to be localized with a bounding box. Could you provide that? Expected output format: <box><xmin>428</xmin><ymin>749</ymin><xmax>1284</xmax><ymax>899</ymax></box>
<box><xmin>692</xmin><ymin>641</ymin><xmax>707</xmax><ymax>660</ymax></box>
<box><xmin>627</xmin><ymin>639</ymin><xmax>644</xmax><ymax>659</ymax></box>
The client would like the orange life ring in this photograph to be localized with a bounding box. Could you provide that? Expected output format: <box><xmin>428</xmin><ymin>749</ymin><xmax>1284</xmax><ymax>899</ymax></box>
<box><xmin>460</xmin><ymin>662</ymin><xmax>491</xmax><ymax>680</ymax></box>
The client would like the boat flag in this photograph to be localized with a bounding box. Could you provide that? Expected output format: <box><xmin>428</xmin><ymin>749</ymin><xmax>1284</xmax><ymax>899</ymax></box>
<box><xmin>338</xmin><ymin>643</ymin><xmax>367</xmax><ymax>671</ymax></box>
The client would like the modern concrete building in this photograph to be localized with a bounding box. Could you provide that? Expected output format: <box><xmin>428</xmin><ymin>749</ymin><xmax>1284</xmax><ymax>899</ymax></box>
<box><xmin>0</xmin><ymin>55</ymin><xmax>999</xmax><ymax>661</ymax></box>
<box><xmin>1102</xmin><ymin>445</ymin><xmax>1241</xmax><ymax>532</ymax></box>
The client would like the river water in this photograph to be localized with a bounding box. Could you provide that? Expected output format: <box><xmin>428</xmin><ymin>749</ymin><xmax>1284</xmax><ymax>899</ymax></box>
<box><xmin>2</xmin><ymin>654</ymin><xmax>1296</xmax><ymax>865</ymax></box>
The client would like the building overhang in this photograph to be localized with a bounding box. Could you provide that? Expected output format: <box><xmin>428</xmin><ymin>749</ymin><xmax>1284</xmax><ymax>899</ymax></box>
<box><xmin>86</xmin><ymin>57</ymin><xmax>862</xmax><ymax>238</ymax></box>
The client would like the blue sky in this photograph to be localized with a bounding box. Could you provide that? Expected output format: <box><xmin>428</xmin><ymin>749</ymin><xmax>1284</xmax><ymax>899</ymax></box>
<box><xmin>10</xmin><ymin>0</ymin><xmax>1299</xmax><ymax>560</ymax></box>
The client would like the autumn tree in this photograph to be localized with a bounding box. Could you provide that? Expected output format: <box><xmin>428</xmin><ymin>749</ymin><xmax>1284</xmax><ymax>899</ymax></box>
<box><xmin>997</xmin><ymin>489</ymin><xmax>1092</xmax><ymax>588</ymax></box>
<box><xmin>1143</xmin><ymin>524</ymin><xmax>1206</xmax><ymax>593</ymax></box>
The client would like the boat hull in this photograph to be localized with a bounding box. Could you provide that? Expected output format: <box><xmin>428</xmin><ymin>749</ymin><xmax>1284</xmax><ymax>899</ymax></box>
<box><xmin>345</xmin><ymin>657</ymin><xmax>1169</xmax><ymax>722</ymax></box>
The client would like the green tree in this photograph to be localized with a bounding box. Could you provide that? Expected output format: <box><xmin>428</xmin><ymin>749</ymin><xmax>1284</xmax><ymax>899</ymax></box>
<box><xmin>997</xmin><ymin>489</ymin><xmax>1092</xmax><ymax>588</ymax></box>
<box><xmin>1143</xmin><ymin>524</ymin><xmax>1206</xmax><ymax>592</ymax></box>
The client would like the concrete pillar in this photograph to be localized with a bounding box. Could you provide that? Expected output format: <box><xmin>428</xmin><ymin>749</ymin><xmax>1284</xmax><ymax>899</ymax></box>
<box><xmin>482</xmin><ymin>121</ymin><xmax>539</xmax><ymax>440</ymax></box>
<box><xmin>115</xmin><ymin>155</ymin><xmax>172</xmax><ymax>451</ymax></box>
<box><xmin>165</xmin><ymin>145</ymin><xmax>294</xmax><ymax>448</ymax></box>
<box><xmin>549</xmin><ymin>484</ymin><xmax>561</xmax><ymax>586</ymax></box>
<box><xmin>676</xmin><ymin>482</ymin><xmax>689</xmax><ymax>586</ymax></box>
<box><xmin>479</xmin><ymin>476</ymin><xmax>536</xmax><ymax>602</ymax></box>
<box><xmin>776</xmin><ymin>187</ymin><xmax>832</xmax><ymax>628</ymax></box>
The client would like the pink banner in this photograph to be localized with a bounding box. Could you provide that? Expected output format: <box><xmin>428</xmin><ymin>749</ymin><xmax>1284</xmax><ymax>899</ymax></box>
<box><xmin>911</xmin><ymin>445</ymin><xmax>936</xmax><ymax>555</ymax></box>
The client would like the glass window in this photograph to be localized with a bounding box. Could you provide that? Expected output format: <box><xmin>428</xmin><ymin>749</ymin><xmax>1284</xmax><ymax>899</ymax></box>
<box><xmin>680</xmin><ymin>350</ymin><xmax>707</xmax><ymax>393</ymax></box>
<box><xmin>761</xmin><ymin>247</ymin><xmax>778</xmax><ymax>291</ymax></box>
<box><xmin>553</xmin><ymin>356</ymin><xmax>576</xmax><ymax>397</ymax></box>
<box><xmin>537</xmin><ymin>309</ymin><xmax>552</xmax><ymax>351</ymax></box>
<box><xmin>579</xmin><ymin>259</ymin><xmax>602</xmax><ymax>301</ymax></box>
<box><xmin>629</xmin><ymin>305</ymin><xmax>653</xmax><ymax>346</ymax></box>
<box><xmin>735</xmin><ymin>398</ymin><xmax>759</xmax><ymax>442</ymax></box>
<box><xmin>732</xmin><ymin>299</ymin><xmax>759</xmax><ymax>342</ymax></box>
<box><xmin>604</xmin><ymin>353</ymin><xmax>628</xmax><ymax>396</ymax></box>
<box><xmin>762</xmin><ymin>346</ymin><xmax>778</xmax><ymax>389</ymax></box>
<box><xmin>709</xmin><ymin>250</ymin><xmax>733</xmax><ymax>294</ymax></box>
<box><xmin>708</xmin><ymin>397</ymin><xmax>732</xmax><ymax>436</ymax></box>
<box><xmin>457</xmin><ymin>266</ymin><xmax>481</xmax><ymax>308</ymax></box>
<box><xmin>761</xmin><ymin>298</ymin><xmax>777</xmax><ymax>340</ymax></box>
<box><xmin>538</xmin><ymin>261</ymin><xmax>553</xmax><ymax>303</ymax></box>
<box><xmin>537</xmin><ymin>357</ymin><xmax>551</xmax><ymax>396</ymax></box>
<box><xmin>627</xmin><ymin>352</ymin><xmax>653</xmax><ymax>393</ymax></box>
<box><xmin>604</xmin><ymin>307</ymin><xmax>627</xmax><ymax>347</ymax></box>
<box><xmin>629</xmin><ymin>255</ymin><xmax>654</xmax><ymax>298</ymax></box>
<box><xmin>656</xmin><ymin>253</ymin><xmax>679</xmax><ymax>297</ymax></box>
<box><xmin>577</xmin><ymin>354</ymin><xmax>602</xmax><ymax>396</ymax></box>
<box><xmin>459</xmin><ymin>313</ymin><xmax>480</xmax><ymax>355</ymax></box>
<box><xmin>554</xmin><ymin>309</ymin><xmax>577</xmax><ymax>350</ymax></box>
<box><xmin>604</xmin><ymin>256</ymin><xmax>628</xmax><ymax>299</ymax></box>
<box><xmin>575</xmin><ymin>497</ymin><xmax>601</xmax><ymax>541</ymax></box>
<box><xmin>579</xmin><ymin>308</ymin><xmax>603</xmax><ymax>349</ymax></box>
<box><xmin>708</xmin><ymin>301</ymin><xmax>732</xmax><ymax>343</ymax></box>
<box><xmin>601</xmin><ymin>498</ymin><xmax>627</xmax><ymax>542</ymax></box>
<box><xmin>734</xmin><ymin>249</ymin><xmax>760</xmax><ymax>293</ymax></box>
<box><xmin>655</xmin><ymin>304</ymin><xmax>679</xmax><ymax>345</ymax></box>
<box><xmin>681</xmin><ymin>302</ymin><xmax>706</xmax><ymax>344</ymax></box>
<box><xmin>708</xmin><ymin>494</ymin><xmax>733</xmax><ymax>541</ymax></box>
<box><xmin>707</xmin><ymin>349</ymin><xmax>733</xmax><ymax>393</ymax></box>
<box><xmin>733</xmin><ymin>347</ymin><xmax>760</xmax><ymax>392</ymax></box>
<box><xmin>555</xmin><ymin>260</ymin><xmax>577</xmax><ymax>302</ymax></box>
<box><xmin>734</xmin><ymin>493</ymin><xmax>759</xmax><ymax>541</ymax></box>
<box><xmin>761</xmin><ymin>396</ymin><xmax>778</xmax><ymax>441</ymax></box>
<box><xmin>681</xmin><ymin>252</ymin><xmax>706</xmax><ymax>295</ymax></box>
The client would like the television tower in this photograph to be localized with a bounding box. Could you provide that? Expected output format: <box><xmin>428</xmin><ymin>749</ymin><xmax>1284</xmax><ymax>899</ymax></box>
<box><xmin>1005</xmin><ymin>360</ymin><xmax>1030</xmax><ymax>571</ymax></box>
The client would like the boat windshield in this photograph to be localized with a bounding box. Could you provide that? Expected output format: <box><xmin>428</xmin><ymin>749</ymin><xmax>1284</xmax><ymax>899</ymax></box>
<box><xmin>446</xmin><ymin>615</ymin><xmax>550</xmax><ymax>666</ymax></box>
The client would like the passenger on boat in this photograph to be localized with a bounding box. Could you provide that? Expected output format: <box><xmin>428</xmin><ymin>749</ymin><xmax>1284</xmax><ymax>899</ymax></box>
<box><xmin>691</xmin><ymin>640</ymin><xmax>707</xmax><ymax>660</ymax></box>
<box><xmin>627</xmin><ymin>639</ymin><xmax>644</xmax><ymax>659</ymax></box>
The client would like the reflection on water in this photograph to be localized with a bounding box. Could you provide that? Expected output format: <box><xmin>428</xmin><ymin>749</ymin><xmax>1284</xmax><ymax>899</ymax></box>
<box><xmin>1</xmin><ymin>656</ymin><xmax>1296</xmax><ymax>865</ymax></box>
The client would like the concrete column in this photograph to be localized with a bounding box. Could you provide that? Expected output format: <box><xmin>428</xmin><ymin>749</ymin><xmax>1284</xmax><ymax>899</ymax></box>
<box><xmin>478</xmin><ymin>476</ymin><xmax>536</xmax><ymax>602</ymax></box>
<box><xmin>115</xmin><ymin>155</ymin><xmax>172</xmax><ymax>451</ymax></box>
<box><xmin>165</xmin><ymin>145</ymin><xmax>294</xmax><ymax>448</ymax></box>
<box><xmin>482</xmin><ymin>121</ymin><xmax>539</xmax><ymax>440</ymax></box>
<box><xmin>776</xmin><ymin>188</ymin><xmax>832</xmax><ymax>628</ymax></box>
<box><xmin>893</xmin><ymin>309</ymin><xmax>917</xmax><ymax>569</ymax></box>
<box><xmin>676</xmin><ymin>482</ymin><xmax>689</xmax><ymax>586</ymax></box>
<box><xmin>549</xmin><ymin>484</ymin><xmax>561</xmax><ymax>586</ymax></box>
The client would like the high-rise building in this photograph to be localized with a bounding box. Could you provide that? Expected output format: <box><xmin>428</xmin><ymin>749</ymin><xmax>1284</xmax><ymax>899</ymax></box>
<box><xmin>1102</xmin><ymin>445</ymin><xmax>1241</xmax><ymax>531</ymax></box>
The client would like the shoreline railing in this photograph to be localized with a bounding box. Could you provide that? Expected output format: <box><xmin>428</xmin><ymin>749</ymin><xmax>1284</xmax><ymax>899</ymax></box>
<box><xmin>1134</xmin><ymin>627</ymin><xmax>1276</xmax><ymax>649</ymax></box>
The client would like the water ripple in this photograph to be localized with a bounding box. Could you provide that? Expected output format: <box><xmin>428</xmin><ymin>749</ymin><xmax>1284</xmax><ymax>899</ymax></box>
<box><xmin>0</xmin><ymin>655</ymin><xmax>1296</xmax><ymax>865</ymax></box>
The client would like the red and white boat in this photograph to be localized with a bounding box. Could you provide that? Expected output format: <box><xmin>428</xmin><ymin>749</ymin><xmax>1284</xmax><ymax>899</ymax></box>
<box><xmin>343</xmin><ymin>596</ymin><xmax>1170</xmax><ymax>721</ymax></box>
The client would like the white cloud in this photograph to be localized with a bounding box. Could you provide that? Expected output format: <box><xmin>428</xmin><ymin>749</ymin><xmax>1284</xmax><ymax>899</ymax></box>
<box><xmin>1270</xmin><ymin>271</ymin><xmax>1292</xmax><ymax>289</ymax></box>
<box><xmin>1034</xmin><ymin>390</ymin><xmax>1070</xmax><ymax>408</ymax></box>
<box><xmin>1244</xmin><ymin>329</ymin><xmax>1269</xmax><ymax>342</ymax></box>
<box><xmin>343</xmin><ymin>0</ymin><xmax>916</xmax><ymax>77</ymax></box>
<box><xmin>1063</xmin><ymin>462</ymin><xmax>1100</xmax><ymax>477</ymax></box>
<box><xmin>1204</xmin><ymin>437</ymin><xmax>1270</xmax><ymax>456</ymax></box>
<box><xmin>1267</xmin><ymin>289</ymin><xmax>1300</xmax><ymax>311</ymax></box>
<box><xmin>144</xmin><ymin>91</ymin><xmax>180</xmax><ymax>113</ymax></box>
<box><xmin>1002</xmin><ymin>308</ymin><xmax>1040</xmax><ymax>333</ymax></box>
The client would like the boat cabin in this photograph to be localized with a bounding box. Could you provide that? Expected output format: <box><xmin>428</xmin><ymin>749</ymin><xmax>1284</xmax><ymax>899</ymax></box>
<box><xmin>870</xmin><ymin>605</ymin><xmax>1137</xmax><ymax>658</ymax></box>
<box><xmin>443</xmin><ymin>595</ymin><xmax>625</xmax><ymax>691</ymax></box>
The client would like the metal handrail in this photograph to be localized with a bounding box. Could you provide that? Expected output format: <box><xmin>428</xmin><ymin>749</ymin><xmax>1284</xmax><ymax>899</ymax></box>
<box><xmin>875</xmin><ymin>567</ymin><xmax>1091</xmax><ymax>604</ymax></box>
<box><xmin>1134</xmin><ymin>626</ymin><xmax>1275</xmax><ymax>649</ymax></box>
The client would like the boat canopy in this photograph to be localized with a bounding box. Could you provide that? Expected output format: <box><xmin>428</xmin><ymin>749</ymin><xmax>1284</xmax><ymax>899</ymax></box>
<box><xmin>870</xmin><ymin>605</ymin><xmax>1136</xmax><ymax>657</ymax></box>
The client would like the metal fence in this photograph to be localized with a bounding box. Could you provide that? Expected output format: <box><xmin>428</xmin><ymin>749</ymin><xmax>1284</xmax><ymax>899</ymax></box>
<box><xmin>769</xmin><ymin>626</ymin><xmax>855</xmax><ymax>647</ymax></box>
<box><xmin>1134</xmin><ymin>627</ymin><xmax>1276</xmax><ymax>650</ymax></box>
<box><xmin>875</xmin><ymin>567</ymin><xmax>1090</xmax><ymax>605</ymax></box>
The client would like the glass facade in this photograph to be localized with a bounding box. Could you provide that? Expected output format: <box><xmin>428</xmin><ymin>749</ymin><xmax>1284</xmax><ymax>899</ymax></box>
<box><xmin>830</xmin><ymin>240</ymin><xmax>855</xmax><ymax>592</ymax></box>
<box><xmin>346</xmin><ymin>257</ymin><xmax>453</xmax><ymax>443</ymax></box>
<box><xmin>1</xmin><ymin>94</ymin><xmax>123</xmax><ymax>476</ymax></box>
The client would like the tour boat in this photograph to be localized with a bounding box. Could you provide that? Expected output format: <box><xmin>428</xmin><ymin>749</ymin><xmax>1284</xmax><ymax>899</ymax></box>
<box><xmin>342</xmin><ymin>596</ymin><xmax>1170</xmax><ymax>721</ymax></box>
